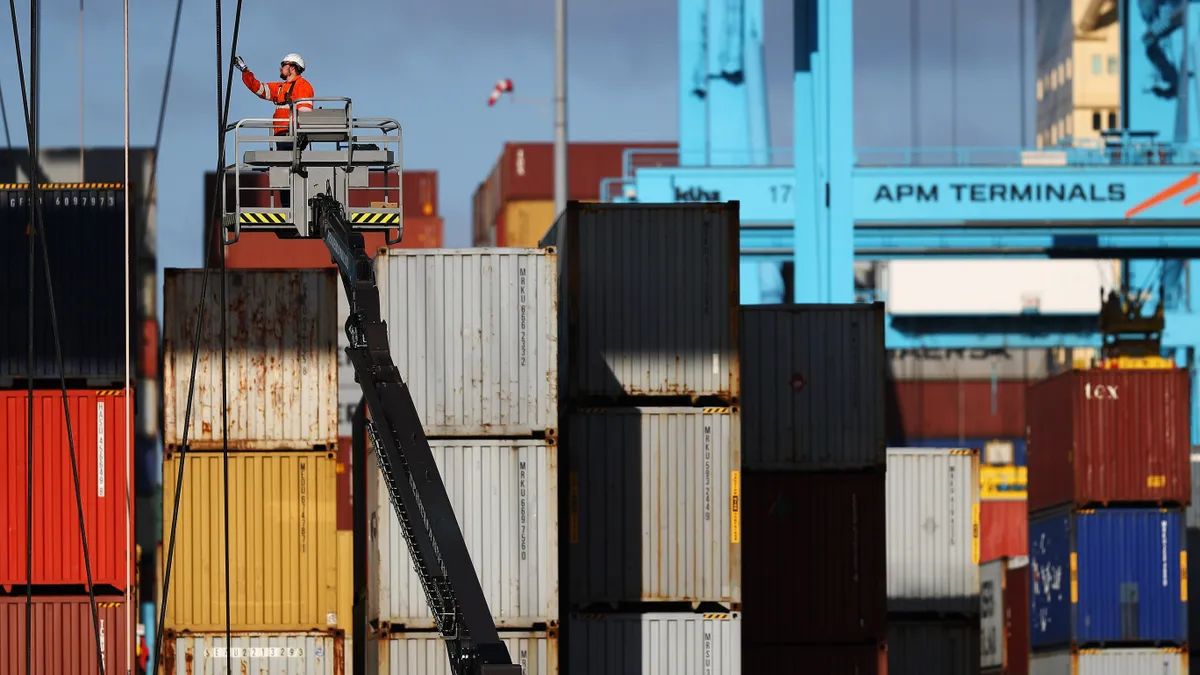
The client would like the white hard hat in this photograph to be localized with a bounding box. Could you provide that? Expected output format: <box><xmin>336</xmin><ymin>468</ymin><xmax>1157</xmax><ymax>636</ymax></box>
<box><xmin>282</xmin><ymin>53</ymin><xmax>306</xmax><ymax>71</ymax></box>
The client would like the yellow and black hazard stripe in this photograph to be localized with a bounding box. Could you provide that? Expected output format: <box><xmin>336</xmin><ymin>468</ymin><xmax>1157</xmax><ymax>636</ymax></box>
<box><xmin>0</xmin><ymin>182</ymin><xmax>124</xmax><ymax>189</ymax></box>
<box><xmin>94</xmin><ymin>390</ymin><xmax>124</xmax><ymax>396</ymax></box>
<box><xmin>239</xmin><ymin>212</ymin><xmax>289</xmax><ymax>224</ymax></box>
<box><xmin>350</xmin><ymin>212</ymin><xmax>400</xmax><ymax>224</ymax></box>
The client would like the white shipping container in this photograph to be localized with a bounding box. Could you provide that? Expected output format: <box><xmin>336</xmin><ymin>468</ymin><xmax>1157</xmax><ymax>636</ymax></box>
<box><xmin>370</xmin><ymin>630</ymin><xmax>557</xmax><ymax>675</ymax></box>
<box><xmin>568</xmin><ymin>407</ymin><xmax>741</xmax><ymax>606</ymax></box>
<box><xmin>885</xmin><ymin>259</ymin><xmax>1117</xmax><ymax>315</ymax></box>
<box><xmin>888</xmin><ymin>346</ymin><xmax>1058</xmax><ymax>381</ymax></box>
<box><xmin>1030</xmin><ymin>648</ymin><xmax>1187</xmax><ymax>675</ymax></box>
<box><xmin>740</xmin><ymin>304</ymin><xmax>886</xmax><ymax>470</ymax></box>
<box><xmin>568</xmin><ymin>612</ymin><xmax>741</xmax><ymax>675</ymax></box>
<box><xmin>367</xmin><ymin>440</ymin><xmax>558</xmax><ymax>628</ymax></box>
<box><xmin>886</xmin><ymin>448</ymin><xmax>981</xmax><ymax>614</ymax></box>
<box><xmin>374</xmin><ymin>248</ymin><xmax>558</xmax><ymax>438</ymax></box>
<box><xmin>553</xmin><ymin>202</ymin><xmax>740</xmax><ymax>400</ymax></box>
<box><xmin>337</xmin><ymin>287</ymin><xmax>357</xmax><ymax>438</ymax></box>
<box><xmin>888</xmin><ymin>619</ymin><xmax>979</xmax><ymax>675</ymax></box>
<box><xmin>164</xmin><ymin>632</ymin><xmax>346</xmax><ymax>675</ymax></box>
<box><xmin>162</xmin><ymin>269</ymin><xmax>340</xmax><ymax>450</ymax></box>
<box><xmin>980</xmin><ymin>559</ymin><xmax>1005</xmax><ymax>670</ymax></box>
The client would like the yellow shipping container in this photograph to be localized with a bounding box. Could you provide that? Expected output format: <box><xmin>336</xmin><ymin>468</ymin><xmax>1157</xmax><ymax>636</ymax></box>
<box><xmin>161</xmin><ymin>450</ymin><xmax>344</xmax><ymax>632</ymax></box>
<box><xmin>501</xmin><ymin>200</ymin><xmax>556</xmax><ymax>248</ymax></box>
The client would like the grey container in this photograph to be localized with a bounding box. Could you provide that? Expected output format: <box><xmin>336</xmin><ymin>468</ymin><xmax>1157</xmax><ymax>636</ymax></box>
<box><xmin>367</xmin><ymin>439</ymin><xmax>558</xmax><ymax>629</ymax></box>
<box><xmin>549</xmin><ymin>201</ymin><xmax>740</xmax><ymax>402</ymax></box>
<box><xmin>886</xmin><ymin>447</ymin><xmax>981</xmax><ymax>615</ymax></box>
<box><xmin>568</xmin><ymin>611</ymin><xmax>741</xmax><ymax>675</ymax></box>
<box><xmin>370</xmin><ymin>629</ymin><xmax>557</xmax><ymax>675</ymax></box>
<box><xmin>740</xmin><ymin>304</ymin><xmax>886</xmax><ymax>470</ymax></box>
<box><xmin>375</xmin><ymin>248</ymin><xmax>558</xmax><ymax>437</ymax></box>
<box><xmin>164</xmin><ymin>632</ymin><xmax>347</xmax><ymax>674</ymax></box>
<box><xmin>567</xmin><ymin>407</ymin><xmax>741</xmax><ymax>606</ymax></box>
<box><xmin>0</xmin><ymin>185</ymin><xmax>134</xmax><ymax>386</ymax></box>
<box><xmin>1029</xmin><ymin>648</ymin><xmax>1187</xmax><ymax>675</ymax></box>
<box><xmin>887</xmin><ymin>618</ymin><xmax>980</xmax><ymax>675</ymax></box>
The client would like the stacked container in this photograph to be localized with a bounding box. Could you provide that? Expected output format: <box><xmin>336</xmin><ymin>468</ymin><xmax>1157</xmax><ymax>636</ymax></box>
<box><xmin>542</xmin><ymin>202</ymin><xmax>743</xmax><ymax>674</ymax></box>
<box><xmin>160</xmin><ymin>269</ymin><xmax>352</xmax><ymax>674</ymax></box>
<box><xmin>0</xmin><ymin>184</ymin><xmax>138</xmax><ymax>675</ymax></box>
<box><xmin>981</xmin><ymin>556</ymin><xmax>1030</xmax><ymax>675</ymax></box>
<box><xmin>366</xmin><ymin>248</ymin><xmax>561</xmax><ymax>673</ymax></box>
<box><xmin>736</xmin><ymin>303</ymin><xmax>889</xmax><ymax>671</ymax></box>
<box><xmin>1026</xmin><ymin>369</ymin><xmax>1191</xmax><ymax>674</ymax></box>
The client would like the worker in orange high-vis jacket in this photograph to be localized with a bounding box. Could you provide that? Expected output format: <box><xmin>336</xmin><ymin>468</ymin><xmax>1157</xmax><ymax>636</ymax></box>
<box><xmin>234</xmin><ymin>53</ymin><xmax>313</xmax><ymax>207</ymax></box>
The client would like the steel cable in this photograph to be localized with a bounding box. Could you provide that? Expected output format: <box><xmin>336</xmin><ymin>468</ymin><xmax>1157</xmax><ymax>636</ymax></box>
<box><xmin>143</xmin><ymin>0</ymin><xmax>185</xmax><ymax>209</ymax></box>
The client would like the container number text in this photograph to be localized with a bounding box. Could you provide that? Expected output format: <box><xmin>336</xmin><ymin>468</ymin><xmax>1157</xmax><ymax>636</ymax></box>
<box><xmin>205</xmin><ymin>647</ymin><xmax>306</xmax><ymax>658</ymax></box>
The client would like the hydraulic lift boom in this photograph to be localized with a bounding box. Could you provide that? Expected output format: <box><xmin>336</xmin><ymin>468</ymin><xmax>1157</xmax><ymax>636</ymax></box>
<box><xmin>221</xmin><ymin>98</ymin><xmax>521</xmax><ymax>675</ymax></box>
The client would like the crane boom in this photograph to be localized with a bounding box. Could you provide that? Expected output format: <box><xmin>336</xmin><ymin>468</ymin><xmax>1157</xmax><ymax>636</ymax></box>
<box><xmin>220</xmin><ymin>98</ymin><xmax>520</xmax><ymax>675</ymax></box>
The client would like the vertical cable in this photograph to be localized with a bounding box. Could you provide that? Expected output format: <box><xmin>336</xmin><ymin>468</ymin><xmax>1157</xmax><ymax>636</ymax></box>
<box><xmin>25</xmin><ymin>0</ymin><xmax>36</xmax><ymax>672</ymax></box>
<box><xmin>79</xmin><ymin>0</ymin><xmax>84</xmax><ymax>179</ymax></box>
<box><xmin>910</xmin><ymin>0</ymin><xmax>919</xmax><ymax>154</ymax></box>
<box><xmin>215</xmin><ymin>1</ymin><xmax>233</xmax><ymax>670</ymax></box>
<box><xmin>0</xmin><ymin>77</ymin><xmax>11</xmax><ymax>148</ymax></box>
<box><xmin>1019</xmin><ymin>0</ymin><xmax>1027</xmax><ymax>144</ymax></box>
<box><xmin>123</xmin><ymin>0</ymin><xmax>134</xmax><ymax>670</ymax></box>
<box><xmin>949</xmin><ymin>0</ymin><xmax>957</xmax><ymax>149</ymax></box>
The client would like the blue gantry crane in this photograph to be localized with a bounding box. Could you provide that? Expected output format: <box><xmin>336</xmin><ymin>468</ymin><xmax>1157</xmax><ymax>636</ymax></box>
<box><xmin>603</xmin><ymin>0</ymin><xmax>1200</xmax><ymax>441</ymax></box>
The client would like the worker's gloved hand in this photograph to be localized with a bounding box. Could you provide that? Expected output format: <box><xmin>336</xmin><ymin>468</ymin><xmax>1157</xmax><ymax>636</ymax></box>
<box><xmin>233</xmin><ymin>56</ymin><xmax>247</xmax><ymax>72</ymax></box>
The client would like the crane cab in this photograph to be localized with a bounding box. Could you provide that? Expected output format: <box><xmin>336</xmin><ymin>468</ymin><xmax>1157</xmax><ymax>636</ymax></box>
<box><xmin>220</xmin><ymin>97</ymin><xmax>404</xmax><ymax>244</ymax></box>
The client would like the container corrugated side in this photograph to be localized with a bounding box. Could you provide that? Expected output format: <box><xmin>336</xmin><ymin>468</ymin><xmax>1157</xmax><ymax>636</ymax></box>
<box><xmin>1028</xmin><ymin>507</ymin><xmax>1187</xmax><ymax>648</ymax></box>
<box><xmin>161</xmin><ymin>450</ymin><xmax>344</xmax><ymax>632</ymax></box>
<box><xmin>742</xmin><ymin>470</ymin><xmax>885</xmax><ymax>644</ymax></box>
<box><xmin>1029</xmin><ymin>648</ymin><xmax>1187</xmax><ymax>675</ymax></box>
<box><xmin>740</xmin><ymin>304</ymin><xmax>886</xmax><ymax>470</ymax></box>
<box><xmin>0</xmin><ymin>594</ymin><xmax>132</xmax><ymax>675</ymax></box>
<box><xmin>887</xmin><ymin>618</ymin><xmax>980</xmax><ymax>675</ymax></box>
<box><xmin>743</xmin><ymin>643</ymin><xmax>886</xmax><ymax>675</ymax></box>
<box><xmin>0</xmin><ymin>185</ymin><xmax>133</xmax><ymax>386</ymax></box>
<box><xmin>888</xmin><ymin>380</ymin><xmax>1028</xmax><ymax>439</ymax></box>
<box><xmin>0</xmin><ymin>390</ymin><xmax>134</xmax><ymax>588</ymax></box>
<box><xmin>567</xmin><ymin>407</ymin><xmax>740</xmax><ymax>606</ymax></box>
<box><xmin>1026</xmin><ymin>370</ymin><xmax>1191</xmax><ymax>512</ymax></box>
<box><xmin>162</xmin><ymin>632</ymin><xmax>346</xmax><ymax>674</ymax></box>
<box><xmin>162</xmin><ymin>268</ymin><xmax>339</xmax><ymax>450</ymax></box>
<box><xmin>885</xmin><ymin>448</ymin><xmax>981</xmax><ymax>614</ymax></box>
<box><xmin>376</xmin><ymin>248</ymin><xmax>558</xmax><ymax>437</ymax></box>
<box><xmin>374</xmin><ymin>629</ymin><xmax>556</xmax><ymax>675</ymax></box>
<box><xmin>981</xmin><ymin>499</ymin><xmax>1029</xmax><ymax>561</ymax></box>
<box><xmin>560</xmin><ymin>202</ymin><xmax>740</xmax><ymax>401</ymax></box>
<box><xmin>367</xmin><ymin>440</ymin><xmax>558</xmax><ymax>629</ymax></box>
<box><xmin>567</xmin><ymin>612</ymin><xmax>740</xmax><ymax>675</ymax></box>
<box><xmin>1006</xmin><ymin>560</ymin><xmax>1031</xmax><ymax>675</ymax></box>
<box><xmin>981</xmin><ymin>559</ymin><xmax>1006</xmax><ymax>670</ymax></box>
<box><xmin>888</xmin><ymin>346</ymin><xmax>1057</xmax><ymax>381</ymax></box>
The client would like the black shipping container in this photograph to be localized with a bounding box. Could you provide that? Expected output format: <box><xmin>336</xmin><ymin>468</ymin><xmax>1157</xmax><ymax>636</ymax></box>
<box><xmin>0</xmin><ymin>185</ymin><xmax>134</xmax><ymax>386</ymax></box>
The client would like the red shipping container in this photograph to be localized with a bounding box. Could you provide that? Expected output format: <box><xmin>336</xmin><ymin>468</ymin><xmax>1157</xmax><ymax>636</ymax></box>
<box><xmin>337</xmin><ymin>436</ymin><xmax>351</xmax><ymax>530</ymax></box>
<box><xmin>0</xmin><ymin>390</ymin><xmax>135</xmax><ymax>590</ymax></box>
<box><xmin>744</xmin><ymin>642</ymin><xmax>888</xmax><ymax>674</ymax></box>
<box><xmin>980</xmin><ymin>500</ymin><xmax>1028</xmax><ymax>562</ymax></box>
<box><xmin>209</xmin><ymin>218</ymin><xmax>443</xmax><ymax>270</ymax></box>
<box><xmin>0</xmin><ymin>595</ymin><xmax>133</xmax><ymax>675</ymax></box>
<box><xmin>887</xmin><ymin>380</ymin><xmax>1027</xmax><ymax>439</ymax></box>
<box><xmin>1026</xmin><ymin>369</ymin><xmax>1191</xmax><ymax>512</ymax></box>
<box><xmin>982</xmin><ymin>561</ymin><xmax>1030</xmax><ymax>675</ymax></box>
<box><xmin>138</xmin><ymin>317</ymin><xmax>158</xmax><ymax>380</ymax></box>
<box><xmin>743</xmin><ymin>471</ymin><xmax>886</xmax><ymax>644</ymax></box>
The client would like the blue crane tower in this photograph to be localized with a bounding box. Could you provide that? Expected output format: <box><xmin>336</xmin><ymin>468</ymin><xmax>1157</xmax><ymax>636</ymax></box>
<box><xmin>602</xmin><ymin>0</ymin><xmax>1200</xmax><ymax>442</ymax></box>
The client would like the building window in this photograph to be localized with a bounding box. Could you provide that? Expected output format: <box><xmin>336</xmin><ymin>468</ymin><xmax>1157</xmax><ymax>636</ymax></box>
<box><xmin>1107</xmin><ymin>55</ymin><xmax>1118</xmax><ymax>74</ymax></box>
<box><xmin>1093</xmin><ymin>111</ymin><xmax>1102</xmax><ymax>130</ymax></box>
<box><xmin>1092</xmin><ymin>54</ymin><xmax>1102</xmax><ymax>74</ymax></box>
<box><xmin>1108</xmin><ymin>111</ymin><xmax>1118</xmax><ymax>128</ymax></box>
<box><xmin>1058</xmin><ymin>63</ymin><xmax>1066</xmax><ymax>83</ymax></box>
<box><xmin>1037</xmin><ymin>78</ymin><xmax>1044</xmax><ymax>100</ymax></box>
<box><xmin>1066</xmin><ymin>115</ymin><xmax>1073</xmax><ymax>135</ymax></box>
<box><xmin>1037</xmin><ymin>132</ymin><xmax>1044</xmax><ymax>148</ymax></box>
<box><xmin>1050</xmin><ymin>127</ymin><xmax>1058</xmax><ymax>145</ymax></box>
<box><xmin>1066</xmin><ymin>57</ymin><xmax>1073</xmax><ymax>79</ymax></box>
<box><xmin>1051</xmin><ymin>69</ymin><xmax>1058</xmax><ymax>88</ymax></box>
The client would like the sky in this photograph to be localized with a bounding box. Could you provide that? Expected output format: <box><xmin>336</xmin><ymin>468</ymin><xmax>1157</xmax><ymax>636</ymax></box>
<box><xmin>0</xmin><ymin>0</ymin><xmax>1034</xmax><ymax>291</ymax></box>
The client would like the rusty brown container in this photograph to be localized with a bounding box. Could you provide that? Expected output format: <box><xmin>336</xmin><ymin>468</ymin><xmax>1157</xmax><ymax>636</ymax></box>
<box><xmin>1005</xmin><ymin>561</ymin><xmax>1030</xmax><ymax>675</ymax></box>
<box><xmin>743</xmin><ymin>642</ymin><xmax>888</xmax><ymax>674</ymax></box>
<box><xmin>887</xmin><ymin>380</ymin><xmax>1028</xmax><ymax>440</ymax></box>
<box><xmin>742</xmin><ymin>470</ymin><xmax>887</xmax><ymax>644</ymax></box>
<box><xmin>207</xmin><ymin>217</ymin><xmax>443</xmax><ymax>270</ymax></box>
<box><xmin>1026</xmin><ymin>369</ymin><xmax>1191</xmax><ymax>512</ymax></box>
<box><xmin>0</xmin><ymin>595</ymin><xmax>132</xmax><ymax>675</ymax></box>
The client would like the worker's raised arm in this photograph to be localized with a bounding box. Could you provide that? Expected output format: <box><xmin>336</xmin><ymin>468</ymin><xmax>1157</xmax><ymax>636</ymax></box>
<box><xmin>234</xmin><ymin>56</ymin><xmax>274</xmax><ymax>100</ymax></box>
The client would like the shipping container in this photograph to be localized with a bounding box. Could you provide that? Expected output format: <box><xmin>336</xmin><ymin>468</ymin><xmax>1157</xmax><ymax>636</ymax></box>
<box><xmin>887</xmin><ymin>618</ymin><xmax>980</xmax><ymax>675</ymax></box>
<box><xmin>888</xmin><ymin>346</ymin><xmax>1057</xmax><ymax>381</ymax></box>
<box><xmin>499</xmin><ymin>200</ymin><xmax>557</xmax><ymax>247</ymax></box>
<box><xmin>1028</xmin><ymin>647</ymin><xmax>1187</xmax><ymax>675</ymax></box>
<box><xmin>375</xmin><ymin>248</ymin><xmax>558</xmax><ymax>437</ymax></box>
<box><xmin>0</xmin><ymin>595</ymin><xmax>132</xmax><ymax>675</ymax></box>
<box><xmin>1189</xmin><ymin>455</ymin><xmax>1200</xmax><ymax>655</ymax></box>
<box><xmin>888</xmin><ymin>380</ymin><xmax>1028</xmax><ymax>439</ymax></box>
<box><xmin>902</xmin><ymin>437</ymin><xmax>1028</xmax><ymax>467</ymax></box>
<box><xmin>139</xmin><ymin>317</ymin><xmax>159</xmax><ymax>379</ymax></box>
<box><xmin>162</xmin><ymin>269</ymin><xmax>340</xmax><ymax>450</ymax></box>
<box><xmin>885</xmin><ymin>260</ymin><xmax>1114</xmax><ymax>315</ymax></box>
<box><xmin>982</xmin><ymin>556</ymin><xmax>1030</xmax><ymax>675</ymax></box>
<box><xmin>743</xmin><ymin>643</ymin><xmax>887</xmax><ymax>675</ymax></box>
<box><xmin>217</xmin><ymin>220</ymin><xmax>444</xmax><ymax>269</ymax></box>
<box><xmin>336</xmin><ymin>436</ymin><xmax>352</xmax><ymax>530</ymax></box>
<box><xmin>373</xmin><ymin>629</ymin><xmax>556</xmax><ymax>675</ymax></box>
<box><xmin>742</xmin><ymin>470</ymin><xmax>886</xmax><ymax>644</ymax></box>
<box><xmin>1026</xmin><ymin>370</ymin><xmax>1191</xmax><ymax>512</ymax></box>
<box><xmin>567</xmin><ymin>612</ymin><xmax>740</xmax><ymax>675</ymax></box>
<box><xmin>982</xmin><ymin>465</ymin><xmax>1028</xmax><ymax>500</ymax></box>
<box><xmin>162</xmin><ymin>631</ymin><xmax>346</xmax><ymax>674</ymax></box>
<box><xmin>161</xmin><ymin>450</ymin><xmax>345</xmax><ymax>631</ymax></box>
<box><xmin>0</xmin><ymin>389</ymin><xmax>134</xmax><ymax>588</ymax></box>
<box><xmin>1028</xmin><ymin>507</ymin><xmax>1187</xmax><ymax>648</ymax></box>
<box><xmin>568</xmin><ymin>407</ymin><xmax>740</xmax><ymax>606</ymax></box>
<box><xmin>886</xmin><ymin>448</ymin><xmax>981</xmax><ymax>614</ymax></box>
<box><xmin>367</xmin><ymin>440</ymin><xmax>558</xmax><ymax>629</ymax></box>
<box><xmin>0</xmin><ymin>184</ymin><xmax>134</xmax><ymax>386</ymax></box>
<box><xmin>981</xmin><ymin>499</ymin><xmax>1029</xmax><ymax>561</ymax></box>
<box><xmin>740</xmin><ymin>304</ymin><xmax>885</xmax><ymax>470</ymax></box>
<box><xmin>555</xmin><ymin>202</ymin><xmax>740</xmax><ymax>401</ymax></box>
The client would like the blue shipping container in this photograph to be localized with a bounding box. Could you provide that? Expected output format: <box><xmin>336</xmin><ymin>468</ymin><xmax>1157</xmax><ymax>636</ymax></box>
<box><xmin>1029</xmin><ymin>508</ymin><xmax>1187</xmax><ymax>648</ymax></box>
<box><xmin>891</xmin><ymin>437</ymin><xmax>1026</xmax><ymax>466</ymax></box>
